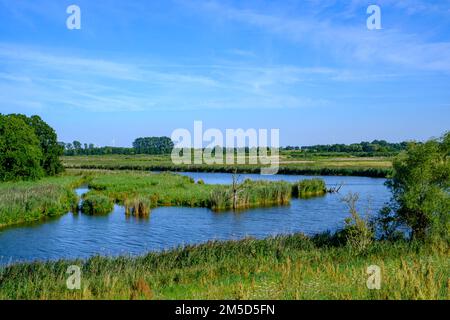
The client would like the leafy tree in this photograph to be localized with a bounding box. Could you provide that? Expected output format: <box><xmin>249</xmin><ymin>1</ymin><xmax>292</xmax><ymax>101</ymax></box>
<box><xmin>0</xmin><ymin>114</ymin><xmax>44</xmax><ymax>181</ymax></box>
<box><xmin>385</xmin><ymin>132</ymin><xmax>450</xmax><ymax>241</ymax></box>
<box><xmin>25</xmin><ymin>115</ymin><xmax>64</xmax><ymax>175</ymax></box>
<box><xmin>132</xmin><ymin>137</ymin><xmax>174</xmax><ymax>154</ymax></box>
<box><xmin>72</xmin><ymin>141</ymin><xmax>82</xmax><ymax>154</ymax></box>
<box><xmin>11</xmin><ymin>114</ymin><xmax>64</xmax><ymax>176</ymax></box>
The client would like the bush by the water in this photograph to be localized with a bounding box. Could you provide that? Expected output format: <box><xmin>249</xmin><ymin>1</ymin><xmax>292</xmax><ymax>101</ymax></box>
<box><xmin>81</xmin><ymin>193</ymin><xmax>114</xmax><ymax>215</ymax></box>
<box><xmin>382</xmin><ymin>132</ymin><xmax>449</xmax><ymax>241</ymax></box>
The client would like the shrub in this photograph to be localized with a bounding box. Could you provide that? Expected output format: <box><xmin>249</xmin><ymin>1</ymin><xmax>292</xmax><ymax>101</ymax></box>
<box><xmin>385</xmin><ymin>132</ymin><xmax>450</xmax><ymax>241</ymax></box>
<box><xmin>341</xmin><ymin>193</ymin><xmax>374</xmax><ymax>254</ymax></box>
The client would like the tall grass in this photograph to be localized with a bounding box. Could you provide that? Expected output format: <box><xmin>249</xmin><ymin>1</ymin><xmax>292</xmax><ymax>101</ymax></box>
<box><xmin>124</xmin><ymin>196</ymin><xmax>152</xmax><ymax>217</ymax></box>
<box><xmin>0</xmin><ymin>175</ymin><xmax>85</xmax><ymax>228</ymax></box>
<box><xmin>0</xmin><ymin>234</ymin><xmax>447</xmax><ymax>300</ymax></box>
<box><xmin>81</xmin><ymin>193</ymin><xmax>114</xmax><ymax>215</ymax></box>
<box><xmin>85</xmin><ymin>171</ymin><xmax>295</xmax><ymax>212</ymax></box>
<box><xmin>292</xmin><ymin>178</ymin><xmax>327</xmax><ymax>198</ymax></box>
<box><xmin>210</xmin><ymin>180</ymin><xmax>292</xmax><ymax>211</ymax></box>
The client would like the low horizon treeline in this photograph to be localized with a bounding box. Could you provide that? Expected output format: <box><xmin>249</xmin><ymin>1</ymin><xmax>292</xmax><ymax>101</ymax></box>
<box><xmin>60</xmin><ymin>136</ymin><xmax>174</xmax><ymax>156</ymax></box>
<box><xmin>61</xmin><ymin>138</ymin><xmax>416</xmax><ymax>156</ymax></box>
<box><xmin>286</xmin><ymin>140</ymin><xmax>411</xmax><ymax>154</ymax></box>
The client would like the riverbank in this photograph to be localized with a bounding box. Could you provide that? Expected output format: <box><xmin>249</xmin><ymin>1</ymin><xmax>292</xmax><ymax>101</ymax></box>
<box><xmin>0</xmin><ymin>234</ymin><xmax>448</xmax><ymax>299</ymax></box>
<box><xmin>62</xmin><ymin>155</ymin><xmax>392</xmax><ymax>178</ymax></box>
<box><xmin>0</xmin><ymin>175</ymin><xmax>86</xmax><ymax>228</ymax></box>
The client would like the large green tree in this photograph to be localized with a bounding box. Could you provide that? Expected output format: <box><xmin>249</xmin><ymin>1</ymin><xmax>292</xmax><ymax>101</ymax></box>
<box><xmin>133</xmin><ymin>137</ymin><xmax>174</xmax><ymax>154</ymax></box>
<box><xmin>0</xmin><ymin>115</ymin><xmax>44</xmax><ymax>181</ymax></box>
<box><xmin>12</xmin><ymin>114</ymin><xmax>64</xmax><ymax>176</ymax></box>
<box><xmin>386</xmin><ymin>132</ymin><xmax>450</xmax><ymax>240</ymax></box>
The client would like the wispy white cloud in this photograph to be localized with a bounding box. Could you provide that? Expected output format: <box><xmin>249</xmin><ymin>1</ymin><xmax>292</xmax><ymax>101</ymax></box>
<box><xmin>184</xmin><ymin>0</ymin><xmax>450</xmax><ymax>73</ymax></box>
<box><xmin>0</xmin><ymin>43</ymin><xmax>339</xmax><ymax>112</ymax></box>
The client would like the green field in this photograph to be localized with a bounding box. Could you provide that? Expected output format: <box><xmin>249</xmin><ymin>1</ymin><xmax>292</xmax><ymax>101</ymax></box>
<box><xmin>0</xmin><ymin>234</ymin><xmax>448</xmax><ymax>300</ymax></box>
<box><xmin>62</xmin><ymin>154</ymin><xmax>392</xmax><ymax>177</ymax></box>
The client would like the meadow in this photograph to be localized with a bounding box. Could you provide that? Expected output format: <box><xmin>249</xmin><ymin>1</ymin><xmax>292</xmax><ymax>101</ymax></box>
<box><xmin>62</xmin><ymin>154</ymin><xmax>392</xmax><ymax>177</ymax></box>
<box><xmin>0</xmin><ymin>234</ymin><xmax>448</xmax><ymax>300</ymax></box>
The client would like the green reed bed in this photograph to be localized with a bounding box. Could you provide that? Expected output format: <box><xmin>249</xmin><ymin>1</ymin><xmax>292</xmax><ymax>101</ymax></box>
<box><xmin>0</xmin><ymin>234</ymin><xmax>447</xmax><ymax>300</ymax></box>
<box><xmin>85</xmin><ymin>171</ymin><xmax>299</xmax><ymax>212</ymax></box>
<box><xmin>87</xmin><ymin>171</ymin><xmax>214</xmax><ymax>208</ymax></box>
<box><xmin>0</xmin><ymin>175</ymin><xmax>86</xmax><ymax>228</ymax></box>
<box><xmin>210</xmin><ymin>180</ymin><xmax>292</xmax><ymax>211</ymax></box>
<box><xmin>292</xmin><ymin>178</ymin><xmax>327</xmax><ymax>198</ymax></box>
<box><xmin>81</xmin><ymin>193</ymin><xmax>114</xmax><ymax>215</ymax></box>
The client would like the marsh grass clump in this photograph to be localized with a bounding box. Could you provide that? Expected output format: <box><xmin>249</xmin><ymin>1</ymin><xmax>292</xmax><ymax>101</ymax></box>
<box><xmin>81</xmin><ymin>193</ymin><xmax>114</xmax><ymax>215</ymax></box>
<box><xmin>210</xmin><ymin>180</ymin><xmax>291</xmax><ymax>211</ymax></box>
<box><xmin>124</xmin><ymin>196</ymin><xmax>151</xmax><ymax>217</ymax></box>
<box><xmin>292</xmin><ymin>178</ymin><xmax>326</xmax><ymax>198</ymax></box>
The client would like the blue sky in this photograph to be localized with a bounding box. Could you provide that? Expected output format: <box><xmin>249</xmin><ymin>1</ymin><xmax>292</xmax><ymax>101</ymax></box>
<box><xmin>0</xmin><ymin>0</ymin><xmax>449</xmax><ymax>146</ymax></box>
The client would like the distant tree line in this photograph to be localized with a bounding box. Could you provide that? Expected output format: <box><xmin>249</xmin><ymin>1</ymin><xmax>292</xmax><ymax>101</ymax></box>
<box><xmin>0</xmin><ymin>114</ymin><xmax>64</xmax><ymax>181</ymax></box>
<box><xmin>283</xmin><ymin>140</ymin><xmax>410</xmax><ymax>155</ymax></box>
<box><xmin>62</xmin><ymin>136</ymin><xmax>174</xmax><ymax>156</ymax></box>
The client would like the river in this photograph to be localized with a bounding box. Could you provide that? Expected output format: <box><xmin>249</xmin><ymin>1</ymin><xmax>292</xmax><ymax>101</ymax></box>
<box><xmin>0</xmin><ymin>173</ymin><xmax>390</xmax><ymax>265</ymax></box>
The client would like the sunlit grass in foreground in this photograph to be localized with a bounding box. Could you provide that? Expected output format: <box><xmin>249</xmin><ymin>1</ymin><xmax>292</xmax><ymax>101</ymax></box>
<box><xmin>0</xmin><ymin>234</ymin><xmax>448</xmax><ymax>300</ymax></box>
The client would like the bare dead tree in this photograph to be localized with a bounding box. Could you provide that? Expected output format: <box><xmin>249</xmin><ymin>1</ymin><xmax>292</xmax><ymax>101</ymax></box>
<box><xmin>231</xmin><ymin>168</ymin><xmax>244</xmax><ymax>210</ymax></box>
<box><xmin>327</xmin><ymin>182</ymin><xmax>344</xmax><ymax>194</ymax></box>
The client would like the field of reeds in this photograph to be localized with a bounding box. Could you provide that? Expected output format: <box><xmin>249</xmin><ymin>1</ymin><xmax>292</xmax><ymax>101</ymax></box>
<box><xmin>0</xmin><ymin>175</ymin><xmax>86</xmax><ymax>228</ymax></box>
<box><xmin>0</xmin><ymin>233</ymin><xmax>448</xmax><ymax>300</ymax></box>
<box><xmin>210</xmin><ymin>180</ymin><xmax>292</xmax><ymax>211</ymax></box>
<box><xmin>82</xmin><ymin>171</ymin><xmax>327</xmax><ymax>212</ymax></box>
<box><xmin>0</xmin><ymin>170</ymin><xmax>330</xmax><ymax>227</ymax></box>
<box><xmin>62</xmin><ymin>154</ymin><xmax>392</xmax><ymax>178</ymax></box>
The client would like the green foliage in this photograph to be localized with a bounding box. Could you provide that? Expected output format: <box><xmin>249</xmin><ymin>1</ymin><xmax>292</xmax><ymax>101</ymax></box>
<box><xmin>0</xmin><ymin>114</ymin><xmax>44</xmax><ymax>181</ymax></box>
<box><xmin>0</xmin><ymin>234</ymin><xmax>447</xmax><ymax>300</ymax></box>
<box><xmin>16</xmin><ymin>114</ymin><xmax>64</xmax><ymax>176</ymax></box>
<box><xmin>87</xmin><ymin>171</ymin><xmax>213</xmax><ymax>208</ymax></box>
<box><xmin>386</xmin><ymin>132</ymin><xmax>450</xmax><ymax>241</ymax></box>
<box><xmin>0</xmin><ymin>175</ymin><xmax>82</xmax><ymax>227</ymax></box>
<box><xmin>132</xmin><ymin>136</ymin><xmax>174</xmax><ymax>154</ymax></box>
<box><xmin>340</xmin><ymin>193</ymin><xmax>374</xmax><ymax>254</ymax></box>
<box><xmin>292</xmin><ymin>178</ymin><xmax>326</xmax><ymax>197</ymax></box>
<box><xmin>298</xmin><ymin>140</ymin><xmax>409</xmax><ymax>155</ymax></box>
<box><xmin>0</xmin><ymin>114</ymin><xmax>64</xmax><ymax>181</ymax></box>
<box><xmin>81</xmin><ymin>193</ymin><xmax>114</xmax><ymax>215</ymax></box>
<box><xmin>210</xmin><ymin>179</ymin><xmax>292</xmax><ymax>211</ymax></box>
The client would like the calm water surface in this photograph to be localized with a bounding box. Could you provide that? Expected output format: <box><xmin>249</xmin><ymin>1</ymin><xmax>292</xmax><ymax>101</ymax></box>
<box><xmin>0</xmin><ymin>173</ymin><xmax>390</xmax><ymax>264</ymax></box>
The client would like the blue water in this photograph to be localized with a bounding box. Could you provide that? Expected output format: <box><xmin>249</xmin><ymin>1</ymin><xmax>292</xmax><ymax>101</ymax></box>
<box><xmin>0</xmin><ymin>173</ymin><xmax>390</xmax><ymax>265</ymax></box>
